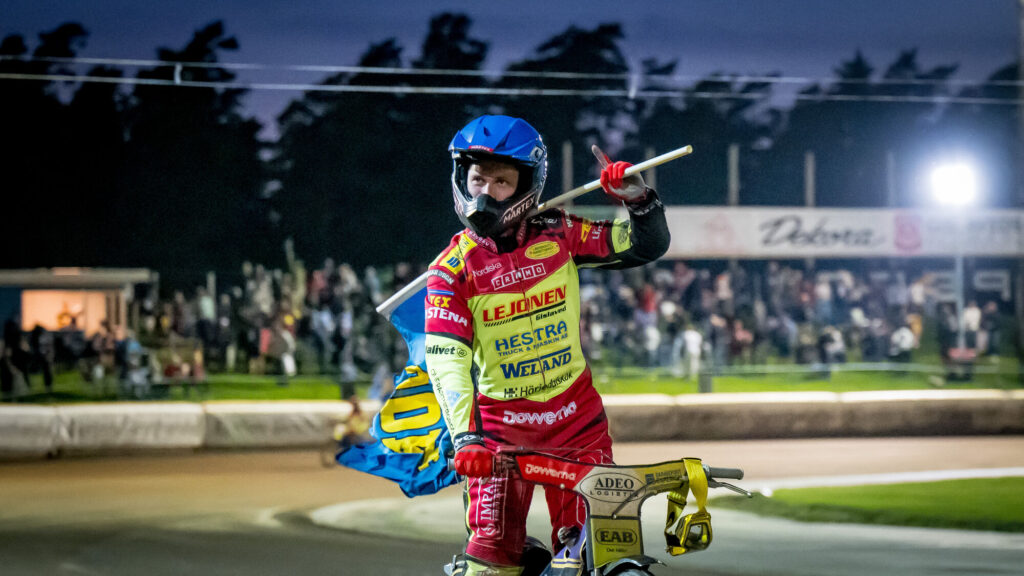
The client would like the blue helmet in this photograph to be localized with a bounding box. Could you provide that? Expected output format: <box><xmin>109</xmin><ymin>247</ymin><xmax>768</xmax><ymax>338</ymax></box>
<box><xmin>449</xmin><ymin>115</ymin><xmax>548</xmax><ymax>239</ymax></box>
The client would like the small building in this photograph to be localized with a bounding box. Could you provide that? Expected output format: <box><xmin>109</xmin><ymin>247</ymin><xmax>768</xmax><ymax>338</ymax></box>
<box><xmin>0</xmin><ymin>268</ymin><xmax>156</xmax><ymax>337</ymax></box>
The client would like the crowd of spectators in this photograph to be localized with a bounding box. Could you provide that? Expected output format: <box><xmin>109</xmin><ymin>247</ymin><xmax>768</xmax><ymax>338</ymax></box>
<box><xmin>577</xmin><ymin>261</ymin><xmax>1007</xmax><ymax>379</ymax></box>
<box><xmin>141</xmin><ymin>257</ymin><xmax>1009</xmax><ymax>384</ymax></box>
<box><xmin>134</xmin><ymin>258</ymin><xmax>417</xmax><ymax>395</ymax></box>
<box><xmin>2</xmin><ymin>255</ymin><xmax>1011</xmax><ymax>401</ymax></box>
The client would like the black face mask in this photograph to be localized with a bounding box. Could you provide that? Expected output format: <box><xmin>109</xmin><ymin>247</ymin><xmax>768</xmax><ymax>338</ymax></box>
<box><xmin>460</xmin><ymin>190</ymin><xmax>537</xmax><ymax>240</ymax></box>
<box><xmin>463</xmin><ymin>195</ymin><xmax>504</xmax><ymax>239</ymax></box>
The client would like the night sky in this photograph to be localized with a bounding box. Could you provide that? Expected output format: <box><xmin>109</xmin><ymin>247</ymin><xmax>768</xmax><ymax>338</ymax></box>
<box><xmin>3</xmin><ymin>0</ymin><xmax>1019</xmax><ymax>138</ymax></box>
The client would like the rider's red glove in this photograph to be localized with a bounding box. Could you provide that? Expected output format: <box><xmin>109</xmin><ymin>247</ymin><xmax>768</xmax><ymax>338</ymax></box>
<box><xmin>600</xmin><ymin>161</ymin><xmax>647</xmax><ymax>203</ymax></box>
<box><xmin>454</xmin><ymin>444</ymin><xmax>494</xmax><ymax>477</ymax></box>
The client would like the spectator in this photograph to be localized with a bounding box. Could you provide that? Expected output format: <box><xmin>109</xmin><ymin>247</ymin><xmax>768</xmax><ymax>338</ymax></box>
<box><xmin>962</xmin><ymin>300</ymin><xmax>981</xmax><ymax>350</ymax></box>
<box><xmin>889</xmin><ymin>323</ymin><xmax>916</xmax><ymax>363</ymax></box>
<box><xmin>937</xmin><ymin>303</ymin><xmax>959</xmax><ymax>355</ymax></box>
<box><xmin>978</xmin><ymin>301</ymin><xmax>1001</xmax><ymax>357</ymax></box>
<box><xmin>681</xmin><ymin>323</ymin><xmax>703</xmax><ymax>380</ymax></box>
<box><xmin>215</xmin><ymin>292</ymin><xmax>238</xmax><ymax>371</ymax></box>
<box><xmin>311</xmin><ymin>299</ymin><xmax>337</xmax><ymax>374</ymax></box>
<box><xmin>364</xmin><ymin>266</ymin><xmax>383</xmax><ymax>306</ymax></box>
<box><xmin>820</xmin><ymin>326</ymin><xmax>847</xmax><ymax>364</ymax></box>
<box><xmin>251</xmin><ymin>264</ymin><xmax>275</xmax><ymax>317</ymax></box>
<box><xmin>28</xmin><ymin>324</ymin><xmax>55</xmax><ymax>394</ymax></box>
<box><xmin>796</xmin><ymin>322</ymin><xmax>819</xmax><ymax>364</ymax></box>
<box><xmin>337</xmin><ymin>395</ymin><xmax>372</xmax><ymax>450</ymax></box>
<box><xmin>3</xmin><ymin>314</ymin><xmax>29</xmax><ymax>395</ymax></box>
<box><xmin>708</xmin><ymin>313</ymin><xmax>730</xmax><ymax>371</ymax></box>
<box><xmin>814</xmin><ymin>274</ymin><xmax>833</xmax><ymax>325</ymax></box>
<box><xmin>266</xmin><ymin>317</ymin><xmax>297</xmax><ymax>385</ymax></box>
<box><xmin>729</xmin><ymin>318</ymin><xmax>754</xmax><ymax>365</ymax></box>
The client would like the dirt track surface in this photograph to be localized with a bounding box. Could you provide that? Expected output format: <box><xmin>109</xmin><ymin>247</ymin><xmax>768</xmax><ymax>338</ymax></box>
<box><xmin>2</xmin><ymin>437</ymin><xmax>1023</xmax><ymax>575</ymax></box>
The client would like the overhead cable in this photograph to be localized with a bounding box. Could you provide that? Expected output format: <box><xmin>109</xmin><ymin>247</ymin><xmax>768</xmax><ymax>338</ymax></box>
<box><xmin>1</xmin><ymin>54</ymin><xmax>1021</xmax><ymax>89</ymax></box>
<box><xmin>0</xmin><ymin>71</ymin><xmax>1020</xmax><ymax>106</ymax></box>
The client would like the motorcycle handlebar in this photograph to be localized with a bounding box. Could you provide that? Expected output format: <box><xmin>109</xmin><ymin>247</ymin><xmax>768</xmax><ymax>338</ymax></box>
<box><xmin>705</xmin><ymin>466</ymin><xmax>744</xmax><ymax>481</ymax></box>
<box><xmin>449</xmin><ymin>457</ymin><xmax>745</xmax><ymax>483</ymax></box>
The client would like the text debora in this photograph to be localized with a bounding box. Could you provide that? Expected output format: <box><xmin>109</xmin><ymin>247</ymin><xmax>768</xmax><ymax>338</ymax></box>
<box><xmin>759</xmin><ymin>215</ymin><xmax>884</xmax><ymax>248</ymax></box>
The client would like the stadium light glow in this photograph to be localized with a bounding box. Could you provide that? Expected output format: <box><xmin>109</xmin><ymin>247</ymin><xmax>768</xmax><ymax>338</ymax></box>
<box><xmin>926</xmin><ymin>158</ymin><xmax>981</xmax><ymax>355</ymax></box>
<box><xmin>929</xmin><ymin>161</ymin><xmax>978</xmax><ymax>206</ymax></box>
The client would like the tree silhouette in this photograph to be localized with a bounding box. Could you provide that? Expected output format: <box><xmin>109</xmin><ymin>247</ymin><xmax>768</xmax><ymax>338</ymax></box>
<box><xmin>757</xmin><ymin>49</ymin><xmax>959</xmax><ymax>208</ymax></box>
<box><xmin>115</xmin><ymin>21</ymin><xmax>269</xmax><ymax>289</ymax></box>
<box><xmin>631</xmin><ymin>62</ymin><xmax>778</xmax><ymax>206</ymax></box>
<box><xmin>274</xmin><ymin>13</ymin><xmax>489</xmax><ymax>269</ymax></box>
<box><xmin>0</xmin><ymin>15</ymin><xmax>1019</xmax><ymax>289</ymax></box>
<box><xmin>0</xmin><ymin>23</ymin><xmax>91</xmax><ymax>265</ymax></box>
<box><xmin>496</xmin><ymin>24</ymin><xmax>631</xmax><ymax>197</ymax></box>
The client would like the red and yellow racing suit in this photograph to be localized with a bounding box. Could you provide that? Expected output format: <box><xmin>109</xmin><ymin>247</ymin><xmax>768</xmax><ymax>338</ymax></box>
<box><xmin>425</xmin><ymin>192</ymin><xmax>669</xmax><ymax>567</ymax></box>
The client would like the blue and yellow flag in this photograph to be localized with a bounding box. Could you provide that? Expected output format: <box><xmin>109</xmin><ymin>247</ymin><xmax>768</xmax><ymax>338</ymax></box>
<box><xmin>337</xmin><ymin>286</ymin><xmax>460</xmax><ymax>497</ymax></box>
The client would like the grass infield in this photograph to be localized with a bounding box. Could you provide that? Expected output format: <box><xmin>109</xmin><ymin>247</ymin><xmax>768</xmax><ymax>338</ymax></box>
<box><xmin>713</xmin><ymin>477</ymin><xmax>1024</xmax><ymax>532</ymax></box>
<box><xmin>7</xmin><ymin>361</ymin><xmax>1020</xmax><ymax>403</ymax></box>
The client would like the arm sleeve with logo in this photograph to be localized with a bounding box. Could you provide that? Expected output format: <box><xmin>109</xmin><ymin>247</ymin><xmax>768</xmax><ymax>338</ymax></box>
<box><xmin>570</xmin><ymin>189</ymin><xmax>670</xmax><ymax>269</ymax></box>
<box><xmin>423</xmin><ymin>264</ymin><xmax>476</xmax><ymax>439</ymax></box>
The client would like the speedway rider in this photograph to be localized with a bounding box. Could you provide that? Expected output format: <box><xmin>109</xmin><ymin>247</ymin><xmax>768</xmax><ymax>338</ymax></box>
<box><xmin>425</xmin><ymin>115</ymin><xmax>670</xmax><ymax>576</ymax></box>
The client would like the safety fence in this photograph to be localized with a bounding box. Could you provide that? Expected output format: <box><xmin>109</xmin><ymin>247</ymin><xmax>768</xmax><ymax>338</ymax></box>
<box><xmin>2</xmin><ymin>390</ymin><xmax>1023</xmax><ymax>459</ymax></box>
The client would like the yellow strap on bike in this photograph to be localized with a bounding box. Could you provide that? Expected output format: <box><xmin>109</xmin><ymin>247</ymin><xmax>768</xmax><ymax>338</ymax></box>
<box><xmin>664</xmin><ymin>458</ymin><xmax>713</xmax><ymax>556</ymax></box>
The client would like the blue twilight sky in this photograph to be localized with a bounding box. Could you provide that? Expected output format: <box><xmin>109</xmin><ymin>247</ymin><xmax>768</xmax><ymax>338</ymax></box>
<box><xmin>3</xmin><ymin>0</ymin><xmax>1020</xmax><ymax>136</ymax></box>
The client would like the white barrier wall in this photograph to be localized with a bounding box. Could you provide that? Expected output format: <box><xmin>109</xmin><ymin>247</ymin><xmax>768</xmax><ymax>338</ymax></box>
<box><xmin>55</xmin><ymin>403</ymin><xmax>205</xmax><ymax>452</ymax></box>
<box><xmin>203</xmin><ymin>401</ymin><xmax>354</xmax><ymax>448</ymax></box>
<box><xmin>604</xmin><ymin>390</ymin><xmax>1024</xmax><ymax>441</ymax></box>
<box><xmin>0</xmin><ymin>405</ymin><xmax>60</xmax><ymax>456</ymax></box>
<box><xmin>0</xmin><ymin>393</ymin><xmax>1019</xmax><ymax>458</ymax></box>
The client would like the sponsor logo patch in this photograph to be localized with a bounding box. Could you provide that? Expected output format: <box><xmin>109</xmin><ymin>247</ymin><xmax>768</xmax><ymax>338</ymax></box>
<box><xmin>499</xmin><ymin>346</ymin><xmax>572</xmax><ymax>378</ymax></box>
<box><xmin>491</xmin><ymin>263</ymin><xmax>546</xmax><ymax>290</ymax></box>
<box><xmin>493</xmin><ymin>321</ymin><xmax>568</xmax><ymax>354</ymax></box>
<box><xmin>525</xmin><ymin>241</ymin><xmax>559</xmax><ymax>260</ymax></box>
<box><xmin>424</xmin><ymin>344</ymin><xmax>467</xmax><ymax>357</ymax></box>
<box><xmin>426</xmin><ymin>307</ymin><xmax>469</xmax><ymax>327</ymax></box>
<box><xmin>477</xmin><ymin>479</ymin><xmax>500</xmax><ymax>537</ymax></box>
<box><xmin>580</xmin><ymin>221</ymin><xmax>592</xmax><ymax>241</ymax></box>
<box><xmin>427</xmin><ymin>294</ymin><xmax>451</xmax><ymax>308</ymax></box>
<box><xmin>501</xmin><ymin>195</ymin><xmax>536</xmax><ymax>225</ymax></box>
<box><xmin>471</xmin><ymin>261</ymin><xmax>503</xmax><ymax>277</ymax></box>
<box><xmin>457</xmin><ymin>234</ymin><xmax>478</xmax><ymax>255</ymax></box>
<box><xmin>428</xmin><ymin>269</ymin><xmax>455</xmax><ymax>284</ymax></box>
<box><xmin>441</xmin><ymin>253</ymin><xmax>464</xmax><ymax>275</ymax></box>
<box><xmin>482</xmin><ymin>286</ymin><xmax>567</xmax><ymax>324</ymax></box>
<box><xmin>503</xmin><ymin>401</ymin><xmax>577</xmax><ymax>426</ymax></box>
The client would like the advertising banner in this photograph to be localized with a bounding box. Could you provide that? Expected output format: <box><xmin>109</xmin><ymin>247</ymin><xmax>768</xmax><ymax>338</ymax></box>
<box><xmin>661</xmin><ymin>207</ymin><xmax>1024</xmax><ymax>258</ymax></box>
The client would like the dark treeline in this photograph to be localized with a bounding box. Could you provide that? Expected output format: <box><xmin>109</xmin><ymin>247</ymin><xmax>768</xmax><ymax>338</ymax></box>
<box><xmin>0</xmin><ymin>15</ymin><xmax>1019</xmax><ymax>291</ymax></box>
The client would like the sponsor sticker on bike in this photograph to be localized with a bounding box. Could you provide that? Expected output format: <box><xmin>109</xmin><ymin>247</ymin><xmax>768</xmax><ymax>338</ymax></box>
<box><xmin>517</xmin><ymin>454</ymin><xmax>591</xmax><ymax>490</ymax></box>
<box><xmin>578</xmin><ymin>472</ymin><xmax>645</xmax><ymax>503</ymax></box>
<box><xmin>595</xmin><ymin>527</ymin><xmax>639</xmax><ymax>546</ymax></box>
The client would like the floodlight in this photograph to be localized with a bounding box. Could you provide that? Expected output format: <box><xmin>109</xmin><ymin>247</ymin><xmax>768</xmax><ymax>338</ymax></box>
<box><xmin>929</xmin><ymin>162</ymin><xmax>978</xmax><ymax>206</ymax></box>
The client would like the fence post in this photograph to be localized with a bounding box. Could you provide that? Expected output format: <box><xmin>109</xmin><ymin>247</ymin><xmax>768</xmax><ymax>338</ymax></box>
<box><xmin>698</xmin><ymin>369</ymin><xmax>713</xmax><ymax>394</ymax></box>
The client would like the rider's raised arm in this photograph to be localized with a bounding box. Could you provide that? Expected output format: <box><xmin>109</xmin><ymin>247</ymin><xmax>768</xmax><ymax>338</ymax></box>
<box><xmin>564</xmin><ymin>188</ymin><xmax>670</xmax><ymax>270</ymax></box>
<box><xmin>424</xmin><ymin>240</ymin><xmax>477</xmax><ymax>441</ymax></box>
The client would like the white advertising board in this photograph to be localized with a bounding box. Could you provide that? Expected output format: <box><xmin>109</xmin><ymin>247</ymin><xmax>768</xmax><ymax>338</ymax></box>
<box><xmin>661</xmin><ymin>207</ymin><xmax>1024</xmax><ymax>258</ymax></box>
